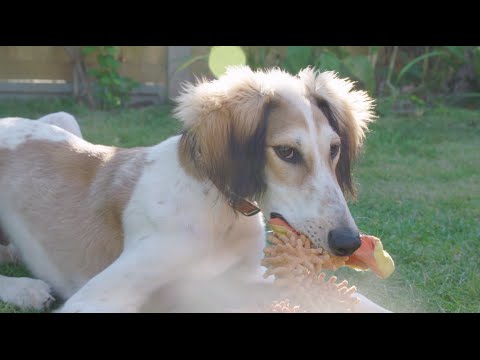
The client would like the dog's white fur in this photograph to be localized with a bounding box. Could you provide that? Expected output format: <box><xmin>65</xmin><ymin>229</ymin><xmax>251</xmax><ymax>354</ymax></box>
<box><xmin>37</xmin><ymin>111</ymin><xmax>83</xmax><ymax>138</ymax></box>
<box><xmin>0</xmin><ymin>67</ymin><xmax>389</xmax><ymax>312</ymax></box>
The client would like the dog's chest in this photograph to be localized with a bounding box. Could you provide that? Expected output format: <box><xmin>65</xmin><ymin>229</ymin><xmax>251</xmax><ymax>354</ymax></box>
<box><xmin>123</xmin><ymin>139</ymin><xmax>265</xmax><ymax>278</ymax></box>
<box><xmin>189</xmin><ymin>206</ymin><xmax>265</xmax><ymax>277</ymax></box>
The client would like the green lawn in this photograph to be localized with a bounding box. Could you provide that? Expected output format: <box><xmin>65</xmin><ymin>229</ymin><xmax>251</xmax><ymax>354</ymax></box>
<box><xmin>0</xmin><ymin>98</ymin><xmax>479</xmax><ymax>313</ymax></box>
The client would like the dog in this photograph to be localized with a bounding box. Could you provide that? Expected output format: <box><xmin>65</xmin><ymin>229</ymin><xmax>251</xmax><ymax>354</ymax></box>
<box><xmin>0</xmin><ymin>66</ymin><xmax>389</xmax><ymax>312</ymax></box>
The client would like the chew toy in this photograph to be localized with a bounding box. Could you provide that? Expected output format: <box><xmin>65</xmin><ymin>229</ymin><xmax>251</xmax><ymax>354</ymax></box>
<box><xmin>259</xmin><ymin>218</ymin><xmax>395</xmax><ymax>312</ymax></box>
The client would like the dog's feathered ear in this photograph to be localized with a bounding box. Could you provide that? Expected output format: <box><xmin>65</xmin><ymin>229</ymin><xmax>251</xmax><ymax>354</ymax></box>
<box><xmin>299</xmin><ymin>68</ymin><xmax>376</xmax><ymax>198</ymax></box>
<box><xmin>174</xmin><ymin>66</ymin><xmax>273</xmax><ymax>207</ymax></box>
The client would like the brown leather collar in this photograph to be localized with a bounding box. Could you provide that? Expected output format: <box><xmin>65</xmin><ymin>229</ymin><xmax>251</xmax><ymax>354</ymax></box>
<box><xmin>227</xmin><ymin>193</ymin><xmax>261</xmax><ymax>217</ymax></box>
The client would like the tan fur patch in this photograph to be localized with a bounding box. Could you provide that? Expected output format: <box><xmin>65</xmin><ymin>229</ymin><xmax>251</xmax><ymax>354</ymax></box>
<box><xmin>178</xmin><ymin>107</ymin><xmax>232</xmax><ymax>182</ymax></box>
<box><xmin>0</xmin><ymin>140</ymin><xmax>146</xmax><ymax>291</ymax></box>
<box><xmin>178</xmin><ymin>81</ymin><xmax>271</xmax><ymax>199</ymax></box>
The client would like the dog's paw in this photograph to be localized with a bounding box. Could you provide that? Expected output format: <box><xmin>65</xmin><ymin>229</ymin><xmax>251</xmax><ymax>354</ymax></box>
<box><xmin>0</xmin><ymin>277</ymin><xmax>55</xmax><ymax>311</ymax></box>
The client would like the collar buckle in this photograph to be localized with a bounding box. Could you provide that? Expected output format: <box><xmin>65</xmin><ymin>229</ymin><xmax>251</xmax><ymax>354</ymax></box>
<box><xmin>228</xmin><ymin>196</ymin><xmax>261</xmax><ymax>217</ymax></box>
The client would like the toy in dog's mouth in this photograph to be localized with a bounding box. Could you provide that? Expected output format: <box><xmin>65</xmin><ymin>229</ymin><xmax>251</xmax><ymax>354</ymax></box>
<box><xmin>268</xmin><ymin>213</ymin><xmax>395</xmax><ymax>279</ymax></box>
<box><xmin>269</xmin><ymin>213</ymin><xmax>299</xmax><ymax>235</ymax></box>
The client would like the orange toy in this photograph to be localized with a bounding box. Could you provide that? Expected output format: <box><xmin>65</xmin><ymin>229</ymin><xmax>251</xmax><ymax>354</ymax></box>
<box><xmin>260</xmin><ymin>218</ymin><xmax>395</xmax><ymax>312</ymax></box>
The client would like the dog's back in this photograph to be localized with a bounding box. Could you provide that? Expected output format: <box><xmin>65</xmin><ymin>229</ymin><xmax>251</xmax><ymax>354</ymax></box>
<box><xmin>0</xmin><ymin>118</ymin><xmax>140</xmax><ymax>298</ymax></box>
<box><xmin>37</xmin><ymin>112</ymin><xmax>83</xmax><ymax>138</ymax></box>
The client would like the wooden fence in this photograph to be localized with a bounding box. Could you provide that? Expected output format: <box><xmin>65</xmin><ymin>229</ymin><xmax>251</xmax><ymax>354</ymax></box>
<box><xmin>0</xmin><ymin>46</ymin><xmax>212</xmax><ymax>104</ymax></box>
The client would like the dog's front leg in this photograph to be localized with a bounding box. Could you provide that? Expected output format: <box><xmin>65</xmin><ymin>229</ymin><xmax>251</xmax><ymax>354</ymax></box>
<box><xmin>58</xmin><ymin>235</ymin><xmax>196</xmax><ymax>313</ymax></box>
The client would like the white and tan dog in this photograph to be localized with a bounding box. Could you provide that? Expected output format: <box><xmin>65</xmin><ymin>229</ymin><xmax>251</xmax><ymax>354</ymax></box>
<box><xmin>0</xmin><ymin>66</ymin><xmax>389</xmax><ymax>312</ymax></box>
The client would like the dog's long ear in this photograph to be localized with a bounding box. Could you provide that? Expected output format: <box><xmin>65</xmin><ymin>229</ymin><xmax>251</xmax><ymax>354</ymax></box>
<box><xmin>299</xmin><ymin>68</ymin><xmax>376</xmax><ymax>198</ymax></box>
<box><xmin>174</xmin><ymin>66</ymin><xmax>273</xmax><ymax>207</ymax></box>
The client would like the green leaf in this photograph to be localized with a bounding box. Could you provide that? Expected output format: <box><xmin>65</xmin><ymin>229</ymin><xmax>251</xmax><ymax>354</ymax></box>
<box><xmin>87</xmin><ymin>68</ymin><xmax>101</xmax><ymax>77</ymax></box>
<box><xmin>325</xmin><ymin>46</ymin><xmax>349</xmax><ymax>58</ymax></box>
<box><xmin>369</xmin><ymin>46</ymin><xmax>379</xmax><ymax>55</ymax></box>
<box><xmin>396</xmin><ymin>51</ymin><xmax>443</xmax><ymax>84</ymax></box>
<box><xmin>284</xmin><ymin>46</ymin><xmax>314</xmax><ymax>73</ymax></box>
<box><xmin>444</xmin><ymin>46</ymin><xmax>465</xmax><ymax>61</ymax></box>
<box><xmin>97</xmin><ymin>55</ymin><xmax>108</xmax><ymax>68</ymax></box>
<box><xmin>105</xmin><ymin>46</ymin><xmax>119</xmax><ymax>56</ymax></box>
<box><xmin>343</xmin><ymin>55</ymin><xmax>376</xmax><ymax>94</ymax></box>
<box><xmin>82</xmin><ymin>46</ymin><xmax>97</xmax><ymax>55</ymax></box>
<box><xmin>252</xmin><ymin>47</ymin><xmax>267</xmax><ymax>69</ymax></box>
<box><xmin>473</xmin><ymin>47</ymin><xmax>480</xmax><ymax>77</ymax></box>
<box><xmin>112</xmin><ymin>77</ymin><xmax>122</xmax><ymax>86</ymax></box>
<box><xmin>409</xmin><ymin>94</ymin><xmax>426</xmax><ymax>106</ymax></box>
<box><xmin>98</xmin><ymin>54</ymin><xmax>120</xmax><ymax>70</ymax></box>
<box><xmin>208</xmin><ymin>46</ymin><xmax>247</xmax><ymax>78</ymax></box>
<box><xmin>99</xmin><ymin>76</ymin><xmax>114</xmax><ymax>86</ymax></box>
<box><xmin>315</xmin><ymin>52</ymin><xmax>342</xmax><ymax>72</ymax></box>
<box><xmin>175</xmin><ymin>54</ymin><xmax>209</xmax><ymax>74</ymax></box>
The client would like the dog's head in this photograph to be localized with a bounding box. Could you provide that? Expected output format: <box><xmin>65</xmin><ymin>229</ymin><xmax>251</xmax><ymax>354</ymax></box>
<box><xmin>175</xmin><ymin>66</ymin><xmax>375</xmax><ymax>256</ymax></box>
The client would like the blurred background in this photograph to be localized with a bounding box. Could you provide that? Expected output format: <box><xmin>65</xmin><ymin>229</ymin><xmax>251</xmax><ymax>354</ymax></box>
<box><xmin>0</xmin><ymin>46</ymin><xmax>478</xmax><ymax>313</ymax></box>
<box><xmin>0</xmin><ymin>46</ymin><xmax>479</xmax><ymax>110</ymax></box>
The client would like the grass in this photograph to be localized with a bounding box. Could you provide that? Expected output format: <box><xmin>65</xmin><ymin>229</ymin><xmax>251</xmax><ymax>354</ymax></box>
<box><xmin>0</xmin><ymin>98</ymin><xmax>479</xmax><ymax>313</ymax></box>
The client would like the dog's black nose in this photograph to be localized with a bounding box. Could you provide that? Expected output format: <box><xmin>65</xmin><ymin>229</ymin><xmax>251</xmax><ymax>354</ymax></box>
<box><xmin>328</xmin><ymin>228</ymin><xmax>361</xmax><ymax>256</ymax></box>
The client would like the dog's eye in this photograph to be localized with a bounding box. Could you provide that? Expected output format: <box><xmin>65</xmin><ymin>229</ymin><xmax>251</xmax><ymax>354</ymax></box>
<box><xmin>330</xmin><ymin>144</ymin><xmax>340</xmax><ymax>159</ymax></box>
<box><xmin>274</xmin><ymin>146</ymin><xmax>299</xmax><ymax>163</ymax></box>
